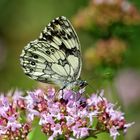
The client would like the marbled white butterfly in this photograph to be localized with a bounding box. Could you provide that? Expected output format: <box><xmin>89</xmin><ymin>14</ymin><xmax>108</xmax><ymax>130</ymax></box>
<box><xmin>20</xmin><ymin>16</ymin><xmax>87</xmax><ymax>90</ymax></box>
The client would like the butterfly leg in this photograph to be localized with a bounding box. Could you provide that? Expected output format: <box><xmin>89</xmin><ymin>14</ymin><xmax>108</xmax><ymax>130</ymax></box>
<box><xmin>57</xmin><ymin>85</ymin><xmax>67</xmax><ymax>99</ymax></box>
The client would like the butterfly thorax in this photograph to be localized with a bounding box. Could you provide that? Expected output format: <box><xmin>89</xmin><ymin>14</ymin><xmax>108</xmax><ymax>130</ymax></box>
<box><xmin>62</xmin><ymin>79</ymin><xmax>88</xmax><ymax>91</ymax></box>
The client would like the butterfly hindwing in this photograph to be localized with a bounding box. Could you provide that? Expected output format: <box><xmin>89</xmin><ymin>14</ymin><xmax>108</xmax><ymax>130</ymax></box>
<box><xmin>20</xmin><ymin>16</ymin><xmax>82</xmax><ymax>87</ymax></box>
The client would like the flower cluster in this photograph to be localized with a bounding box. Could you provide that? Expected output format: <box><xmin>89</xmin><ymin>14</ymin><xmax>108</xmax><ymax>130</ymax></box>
<box><xmin>87</xmin><ymin>91</ymin><xmax>134</xmax><ymax>140</ymax></box>
<box><xmin>0</xmin><ymin>90</ymin><xmax>31</xmax><ymax>140</ymax></box>
<box><xmin>25</xmin><ymin>88</ymin><xmax>90</xmax><ymax>139</ymax></box>
<box><xmin>72</xmin><ymin>0</ymin><xmax>140</xmax><ymax>29</ymax></box>
<box><xmin>84</xmin><ymin>38</ymin><xmax>127</xmax><ymax>69</ymax></box>
<box><xmin>72</xmin><ymin>0</ymin><xmax>139</xmax><ymax>70</ymax></box>
<box><xmin>0</xmin><ymin>88</ymin><xmax>134</xmax><ymax>140</ymax></box>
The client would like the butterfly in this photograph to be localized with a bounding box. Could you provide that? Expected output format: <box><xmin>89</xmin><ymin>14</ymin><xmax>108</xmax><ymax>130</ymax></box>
<box><xmin>20</xmin><ymin>16</ymin><xmax>87</xmax><ymax>91</ymax></box>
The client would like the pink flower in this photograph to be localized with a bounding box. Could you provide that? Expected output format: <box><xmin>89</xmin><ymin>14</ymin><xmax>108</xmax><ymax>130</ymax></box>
<box><xmin>39</xmin><ymin>113</ymin><xmax>54</xmax><ymax>125</ymax></box>
<box><xmin>72</xmin><ymin>124</ymin><xmax>89</xmax><ymax>139</ymax></box>
<box><xmin>0</xmin><ymin>87</ymin><xmax>133</xmax><ymax>140</ymax></box>
<box><xmin>0</xmin><ymin>90</ymin><xmax>31</xmax><ymax>139</ymax></box>
<box><xmin>109</xmin><ymin>126</ymin><xmax>120</xmax><ymax>140</ymax></box>
<box><xmin>51</xmin><ymin>123</ymin><xmax>62</xmax><ymax>137</ymax></box>
<box><xmin>123</xmin><ymin>122</ymin><xmax>135</xmax><ymax>133</ymax></box>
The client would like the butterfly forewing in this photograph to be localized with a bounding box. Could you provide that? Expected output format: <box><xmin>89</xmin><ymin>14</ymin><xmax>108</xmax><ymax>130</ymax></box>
<box><xmin>20</xmin><ymin>16</ymin><xmax>82</xmax><ymax>87</ymax></box>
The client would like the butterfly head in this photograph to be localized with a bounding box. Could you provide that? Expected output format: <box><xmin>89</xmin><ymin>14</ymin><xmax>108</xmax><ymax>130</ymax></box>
<box><xmin>76</xmin><ymin>80</ymin><xmax>88</xmax><ymax>89</ymax></box>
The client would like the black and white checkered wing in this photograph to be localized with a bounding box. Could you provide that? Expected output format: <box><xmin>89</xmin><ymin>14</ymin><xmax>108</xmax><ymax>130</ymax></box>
<box><xmin>20</xmin><ymin>16</ymin><xmax>82</xmax><ymax>87</ymax></box>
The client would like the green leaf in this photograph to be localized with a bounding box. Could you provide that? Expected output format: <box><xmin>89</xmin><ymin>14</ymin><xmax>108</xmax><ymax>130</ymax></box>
<box><xmin>28</xmin><ymin>125</ymin><xmax>47</xmax><ymax>140</ymax></box>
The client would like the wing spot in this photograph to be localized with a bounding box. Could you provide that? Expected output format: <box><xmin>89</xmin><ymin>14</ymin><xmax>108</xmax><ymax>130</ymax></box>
<box><xmin>31</xmin><ymin>61</ymin><xmax>35</xmax><ymax>65</ymax></box>
<box><xmin>30</xmin><ymin>68</ymin><xmax>33</xmax><ymax>72</ymax></box>
<box><xmin>61</xmin><ymin>31</ymin><xmax>65</xmax><ymax>36</ymax></box>
<box><xmin>51</xmin><ymin>48</ymin><xmax>55</xmax><ymax>53</ymax></box>
<box><xmin>34</xmin><ymin>55</ymin><xmax>38</xmax><ymax>59</ymax></box>
<box><xmin>43</xmin><ymin>34</ymin><xmax>52</xmax><ymax>40</ymax></box>
<box><xmin>46</xmin><ymin>50</ymin><xmax>51</xmax><ymax>55</ymax></box>
<box><xmin>67</xmin><ymin>34</ymin><xmax>72</xmax><ymax>39</ymax></box>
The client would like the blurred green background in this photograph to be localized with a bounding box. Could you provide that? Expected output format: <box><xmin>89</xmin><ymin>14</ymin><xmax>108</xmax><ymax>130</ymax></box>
<box><xmin>0</xmin><ymin>0</ymin><xmax>140</xmax><ymax>140</ymax></box>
